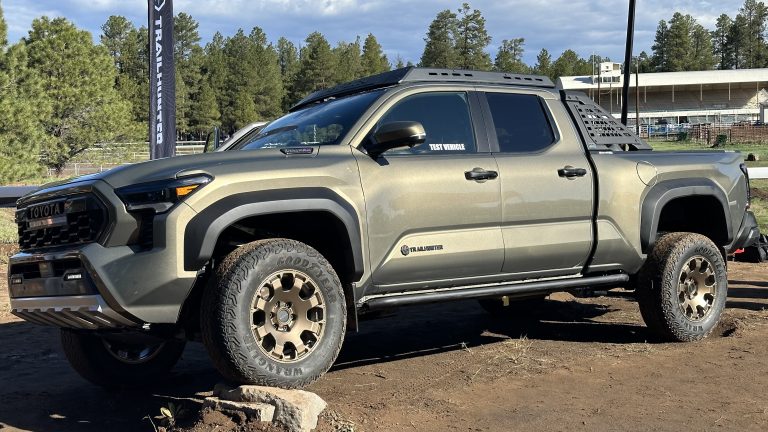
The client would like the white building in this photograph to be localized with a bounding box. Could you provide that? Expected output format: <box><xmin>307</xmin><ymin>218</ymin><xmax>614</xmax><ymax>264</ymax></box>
<box><xmin>557</xmin><ymin>63</ymin><xmax>768</xmax><ymax>125</ymax></box>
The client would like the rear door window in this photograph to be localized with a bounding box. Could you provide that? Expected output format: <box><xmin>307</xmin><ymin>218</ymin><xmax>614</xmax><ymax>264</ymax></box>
<box><xmin>485</xmin><ymin>93</ymin><xmax>556</xmax><ymax>153</ymax></box>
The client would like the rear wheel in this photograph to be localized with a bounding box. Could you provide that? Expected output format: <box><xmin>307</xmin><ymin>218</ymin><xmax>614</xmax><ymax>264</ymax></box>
<box><xmin>636</xmin><ymin>232</ymin><xmax>727</xmax><ymax>341</ymax></box>
<box><xmin>60</xmin><ymin>329</ymin><xmax>186</xmax><ymax>388</ymax></box>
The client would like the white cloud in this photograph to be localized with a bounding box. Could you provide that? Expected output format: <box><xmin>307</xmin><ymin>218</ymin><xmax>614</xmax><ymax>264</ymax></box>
<box><xmin>2</xmin><ymin>0</ymin><xmax>747</xmax><ymax>64</ymax></box>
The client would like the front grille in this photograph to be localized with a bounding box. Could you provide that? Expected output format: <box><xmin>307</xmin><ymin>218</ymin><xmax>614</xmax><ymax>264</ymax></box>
<box><xmin>17</xmin><ymin>195</ymin><xmax>107</xmax><ymax>251</ymax></box>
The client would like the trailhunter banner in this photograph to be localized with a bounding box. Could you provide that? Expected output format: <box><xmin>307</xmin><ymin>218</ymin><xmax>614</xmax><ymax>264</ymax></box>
<box><xmin>148</xmin><ymin>0</ymin><xmax>176</xmax><ymax>159</ymax></box>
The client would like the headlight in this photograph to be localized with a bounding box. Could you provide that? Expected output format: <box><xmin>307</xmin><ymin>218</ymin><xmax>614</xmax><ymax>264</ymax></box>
<box><xmin>116</xmin><ymin>175</ymin><xmax>212</xmax><ymax>213</ymax></box>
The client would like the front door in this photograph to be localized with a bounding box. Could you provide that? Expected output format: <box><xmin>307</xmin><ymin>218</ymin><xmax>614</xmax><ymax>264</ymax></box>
<box><xmin>354</xmin><ymin>90</ymin><xmax>503</xmax><ymax>291</ymax></box>
<box><xmin>480</xmin><ymin>91</ymin><xmax>594</xmax><ymax>278</ymax></box>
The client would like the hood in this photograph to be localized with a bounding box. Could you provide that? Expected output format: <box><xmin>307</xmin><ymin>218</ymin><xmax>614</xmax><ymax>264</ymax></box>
<box><xmin>95</xmin><ymin>147</ymin><xmax>321</xmax><ymax>189</ymax></box>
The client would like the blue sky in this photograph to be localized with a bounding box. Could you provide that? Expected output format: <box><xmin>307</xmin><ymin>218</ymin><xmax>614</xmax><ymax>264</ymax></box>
<box><xmin>3</xmin><ymin>0</ymin><xmax>745</xmax><ymax>65</ymax></box>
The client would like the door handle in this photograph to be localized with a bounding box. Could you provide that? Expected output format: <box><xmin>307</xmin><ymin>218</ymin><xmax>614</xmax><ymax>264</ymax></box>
<box><xmin>465</xmin><ymin>168</ymin><xmax>499</xmax><ymax>181</ymax></box>
<box><xmin>558</xmin><ymin>166</ymin><xmax>588</xmax><ymax>178</ymax></box>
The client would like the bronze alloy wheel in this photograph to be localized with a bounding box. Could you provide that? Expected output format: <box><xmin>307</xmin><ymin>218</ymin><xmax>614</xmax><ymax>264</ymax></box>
<box><xmin>251</xmin><ymin>270</ymin><xmax>326</xmax><ymax>363</ymax></box>
<box><xmin>102</xmin><ymin>339</ymin><xmax>166</xmax><ymax>364</ymax></box>
<box><xmin>677</xmin><ymin>255</ymin><xmax>717</xmax><ymax>321</ymax></box>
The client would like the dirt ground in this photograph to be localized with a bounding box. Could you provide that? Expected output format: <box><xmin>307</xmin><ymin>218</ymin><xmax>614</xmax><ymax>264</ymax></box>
<box><xmin>1</xmin><ymin>258</ymin><xmax>768</xmax><ymax>431</ymax></box>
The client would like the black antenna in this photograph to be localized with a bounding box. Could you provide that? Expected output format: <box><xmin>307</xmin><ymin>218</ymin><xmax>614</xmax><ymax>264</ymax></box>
<box><xmin>621</xmin><ymin>0</ymin><xmax>637</xmax><ymax>126</ymax></box>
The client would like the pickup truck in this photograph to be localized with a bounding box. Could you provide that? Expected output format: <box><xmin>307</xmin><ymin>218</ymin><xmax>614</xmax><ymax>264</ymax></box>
<box><xmin>7</xmin><ymin>67</ymin><xmax>759</xmax><ymax>389</ymax></box>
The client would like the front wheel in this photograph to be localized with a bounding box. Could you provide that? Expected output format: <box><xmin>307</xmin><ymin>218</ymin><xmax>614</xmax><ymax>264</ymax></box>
<box><xmin>60</xmin><ymin>329</ymin><xmax>186</xmax><ymax>388</ymax></box>
<box><xmin>636</xmin><ymin>232</ymin><xmax>728</xmax><ymax>342</ymax></box>
<box><xmin>201</xmin><ymin>239</ymin><xmax>346</xmax><ymax>389</ymax></box>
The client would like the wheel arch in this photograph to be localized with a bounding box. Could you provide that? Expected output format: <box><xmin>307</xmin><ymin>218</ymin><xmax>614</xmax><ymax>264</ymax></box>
<box><xmin>640</xmin><ymin>178</ymin><xmax>733</xmax><ymax>253</ymax></box>
<box><xmin>183</xmin><ymin>188</ymin><xmax>364</xmax><ymax>280</ymax></box>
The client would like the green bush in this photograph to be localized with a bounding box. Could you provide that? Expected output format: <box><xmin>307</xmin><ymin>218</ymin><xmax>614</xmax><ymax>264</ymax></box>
<box><xmin>715</xmin><ymin>134</ymin><xmax>728</xmax><ymax>146</ymax></box>
<box><xmin>677</xmin><ymin>132</ymin><xmax>688</xmax><ymax>141</ymax></box>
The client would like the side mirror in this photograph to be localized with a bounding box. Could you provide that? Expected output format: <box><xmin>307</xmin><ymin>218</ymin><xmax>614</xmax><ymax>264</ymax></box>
<box><xmin>204</xmin><ymin>127</ymin><xmax>220</xmax><ymax>153</ymax></box>
<box><xmin>367</xmin><ymin>121</ymin><xmax>426</xmax><ymax>158</ymax></box>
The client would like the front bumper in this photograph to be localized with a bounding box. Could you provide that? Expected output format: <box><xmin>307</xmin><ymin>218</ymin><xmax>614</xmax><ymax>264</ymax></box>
<box><xmin>8</xmin><ymin>242</ymin><xmax>199</xmax><ymax>328</ymax></box>
<box><xmin>8</xmin><ymin>180</ymin><xmax>200</xmax><ymax>329</ymax></box>
<box><xmin>11</xmin><ymin>295</ymin><xmax>142</xmax><ymax>329</ymax></box>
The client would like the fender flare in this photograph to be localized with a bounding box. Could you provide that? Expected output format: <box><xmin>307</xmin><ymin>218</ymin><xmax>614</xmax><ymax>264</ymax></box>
<box><xmin>640</xmin><ymin>178</ymin><xmax>732</xmax><ymax>253</ymax></box>
<box><xmin>183</xmin><ymin>188</ymin><xmax>363</xmax><ymax>277</ymax></box>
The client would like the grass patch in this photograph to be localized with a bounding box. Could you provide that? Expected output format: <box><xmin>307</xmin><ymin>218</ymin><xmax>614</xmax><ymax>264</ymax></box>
<box><xmin>0</xmin><ymin>208</ymin><xmax>17</xmax><ymax>245</ymax></box>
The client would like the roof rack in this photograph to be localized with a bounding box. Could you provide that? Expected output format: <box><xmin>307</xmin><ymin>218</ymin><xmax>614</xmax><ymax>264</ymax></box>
<box><xmin>290</xmin><ymin>67</ymin><xmax>555</xmax><ymax>111</ymax></box>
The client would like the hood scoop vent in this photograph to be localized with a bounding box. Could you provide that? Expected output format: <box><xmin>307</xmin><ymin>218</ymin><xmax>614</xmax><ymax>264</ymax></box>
<box><xmin>280</xmin><ymin>147</ymin><xmax>315</xmax><ymax>156</ymax></box>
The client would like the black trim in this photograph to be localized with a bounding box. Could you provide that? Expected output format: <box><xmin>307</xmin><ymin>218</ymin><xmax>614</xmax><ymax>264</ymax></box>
<box><xmin>731</xmin><ymin>210</ymin><xmax>759</xmax><ymax>251</ymax></box>
<box><xmin>640</xmin><ymin>178</ymin><xmax>733</xmax><ymax>252</ymax></box>
<box><xmin>362</xmin><ymin>274</ymin><xmax>628</xmax><ymax>310</ymax></box>
<box><xmin>183</xmin><ymin>188</ymin><xmax>364</xmax><ymax>276</ymax></box>
<box><xmin>291</xmin><ymin>67</ymin><xmax>555</xmax><ymax>112</ymax></box>
<box><xmin>565</xmin><ymin>97</ymin><xmax>602</xmax><ymax>273</ymax></box>
<box><xmin>560</xmin><ymin>90</ymin><xmax>651</xmax><ymax>151</ymax></box>
<box><xmin>467</xmin><ymin>91</ymin><xmax>491</xmax><ymax>153</ymax></box>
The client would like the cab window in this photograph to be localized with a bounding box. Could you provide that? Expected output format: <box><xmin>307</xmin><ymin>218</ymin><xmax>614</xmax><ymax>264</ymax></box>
<box><xmin>373</xmin><ymin>92</ymin><xmax>476</xmax><ymax>155</ymax></box>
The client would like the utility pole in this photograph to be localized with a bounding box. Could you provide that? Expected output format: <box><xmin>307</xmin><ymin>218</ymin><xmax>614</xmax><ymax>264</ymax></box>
<box><xmin>636</xmin><ymin>58</ymin><xmax>640</xmax><ymax>135</ymax></box>
<box><xmin>598</xmin><ymin>65</ymin><xmax>602</xmax><ymax>106</ymax></box>
<box><xmin>621</xmin><ymin>0</ymin><xmax>637</xmax><ymax>126</ymax></box>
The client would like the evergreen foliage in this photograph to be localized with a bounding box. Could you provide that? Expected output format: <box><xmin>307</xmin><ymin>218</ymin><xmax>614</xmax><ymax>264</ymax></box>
<box><xmin>0</xmin><ymin>0</ymin><xmax>767</xmax><ymax>181</ymax></box>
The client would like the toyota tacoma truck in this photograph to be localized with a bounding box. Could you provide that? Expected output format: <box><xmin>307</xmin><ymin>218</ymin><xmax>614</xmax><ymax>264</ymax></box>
<box><xmin>8</xmin><ymin>67</ymin><xmax>759</xmax><ymax>389</ymax></box>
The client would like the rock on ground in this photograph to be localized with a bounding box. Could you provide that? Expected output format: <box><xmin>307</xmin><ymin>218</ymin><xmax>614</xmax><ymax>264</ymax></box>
<box><xmin>214</xmin><ymin>383</ymin><xmax>327</xmax><ymax>432</ymax></box>
<box><xmin>202</xmin><ymin>397</ymin><xmax>275</xmax><ymax>422</ymax></box>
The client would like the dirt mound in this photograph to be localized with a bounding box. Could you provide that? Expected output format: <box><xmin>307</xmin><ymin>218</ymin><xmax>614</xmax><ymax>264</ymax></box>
<box><xmin>751</xmin><ymin>187</ymin><xmax>768</xmax><ymax>201</ymax></box>
<box><xmin>715</xmin><ymin>314</ymin><xmax>749</xmax><ymax>338</ymax></box>
<box><xmin>171</xmin><ymin>407</ymin><xmax>288</xmax><ymax>432</ymax></box>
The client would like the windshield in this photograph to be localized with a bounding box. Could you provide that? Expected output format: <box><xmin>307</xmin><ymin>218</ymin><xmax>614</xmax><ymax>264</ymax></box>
<box><xmin>235</xmin><ymin>89</ymin><xmax>384</xmax><ymax>151</ymax></box>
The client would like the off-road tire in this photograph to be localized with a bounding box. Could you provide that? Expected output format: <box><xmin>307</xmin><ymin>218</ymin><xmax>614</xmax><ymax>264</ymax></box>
<box><xmin>201</xmin><ymin>238</ymin><xmax>346</xmax><ymax>389</ymax></box>
<box><xmin>60</xmin><ymin>329</ymin><xmax>186</xmax><ymax>388</ymax></box>
<box><xmin>636</xmin><ymin>232</ymin><xmax>728</xmax><ymax>342</ymax></box>
<box><xmin>478</xmin><ymin>296</ymin><xmax>548</xmax><ymax>318</ymax></box>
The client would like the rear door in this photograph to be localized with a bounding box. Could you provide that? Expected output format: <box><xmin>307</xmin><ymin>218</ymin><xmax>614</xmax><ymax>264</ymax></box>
<box><xmin>353</xmin><ymin>90</ymin><xmax>504</xmax><ymax>291</ymax></box>
<box><xmin>480</xmin><ymin>91</ymin><xmax>593</xmax><ymax>277</ymax></box>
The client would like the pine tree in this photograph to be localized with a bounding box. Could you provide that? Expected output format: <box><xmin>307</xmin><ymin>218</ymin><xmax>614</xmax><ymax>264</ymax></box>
<box><xmin>289</xmin><ymin>32</ymin><xmax>336</xmax><ymax>103</ymax></box>
<box><xmin>454</xmin><ymin>3</ymin><xmax>492</xmax><ymax>70</ymax></box>
<box><xmin>395</xmin><ymin>55</ymin><xmax>406</xmax><ymax>69</ymax></box>
<box><xmin>0</xmin><ymin>40</ymin><xmax>51</xmax><ymax>181</ymax></box>
<box><xmin>174</xmin><ymin>13</ymin><xmax>203</xmax><ymax>139</ymax></box>
<box><xmin>218</xmin><ymin>28</ymin><xmax>283</xmax><ymax>132</ymax></box>
<box><xmin>651</xmin><ymin>20</ymin><xmax>670</xmax><ymax>71</ymax></box>
<box><xmin>333</xmin><ymin>37</ymin><xmax>362</xmax><ymax>83</ymax></box>
<box><xmin>728</xmin><ymin>14</ymin><xmax>749</xmax><ymax>68</ymax></box>
<box><xmin>494</xmin><ymin>38</ymin><xmax>527</xmax><ymax>73</ymax></box>
<box><xmin>636</xmin><ymin>51</ymin><xmax>653</xmax><ymax>73</ymax></box>
<box><xmin>203</xmin><ymin>32</ymin><xmax>228</xmax><ymax>120</ymax></box>
<box><xmin>361</xmin><ymin>33</ymin><xmax>389</xmax><ymax>75</ymax></box>
<box><xmin>666</xmin><ymin>13</ymin><xmax>696</xmax><ymax>71</ymax></box>
<box><xmin>276</xmin><ymin>37</ymin><xmax>300</xmax><ymax>111</ymax></box>
<box><xmin>190</xmin><ymin>81</ymin><xmax>220</xmax><ymax>137</ymax></box>
<box><xmin>230</xmin><ymin>92</ymin><xmax>258</xmax><ymax>130</ymax></box>
<box><xmin>420</xmin><ymin>9</ymin><xmax>457</xmax><ymax>67</ymax></box>
<box><xmin>737</xmin><ymin>0</ymin><xmax>768</xmax><ymax>68</ymax></box>
<box><xmin>277</xmin><ymin>37</ymin><xmax>299</xmax><ymax>78</ymax></box>
<box><xmin>713</xmin><ymin>14</ymin><xmax>734</xmax><ymax>69</ymax></box>
<box><xmin>0</xmin><ymin>3</ymin><xmax>6</xmax><ymax>48</ymax></box>
<box><xmin>533</xmin><ymin>48</ymin><xmax>552</xmax><ymax>77</ymax></box>
<box><xmin>25</xmin><ymin>17</ymin><xmax>137</xmax><ymax>172</ymax></box>
<box><xmin>691</xmin><ymin>23</ymin><xmax>716</xmax><ymax>70</ymax></box>
<box><xmin>100</xmin><ymin>16</ymin><xmax>147</xmax><ymax>125</ymax></box>
<box><xmin>551</xmin><ymin>50</ymin><xmax>584</xmax><ymax>79</ymax></box>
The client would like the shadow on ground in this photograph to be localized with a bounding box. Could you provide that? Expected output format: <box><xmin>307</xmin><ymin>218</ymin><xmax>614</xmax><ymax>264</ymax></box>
<box><xmin>1</xmin><ymin>280</ymin><xmax>766</xmax><ymax>431</ymax></box>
